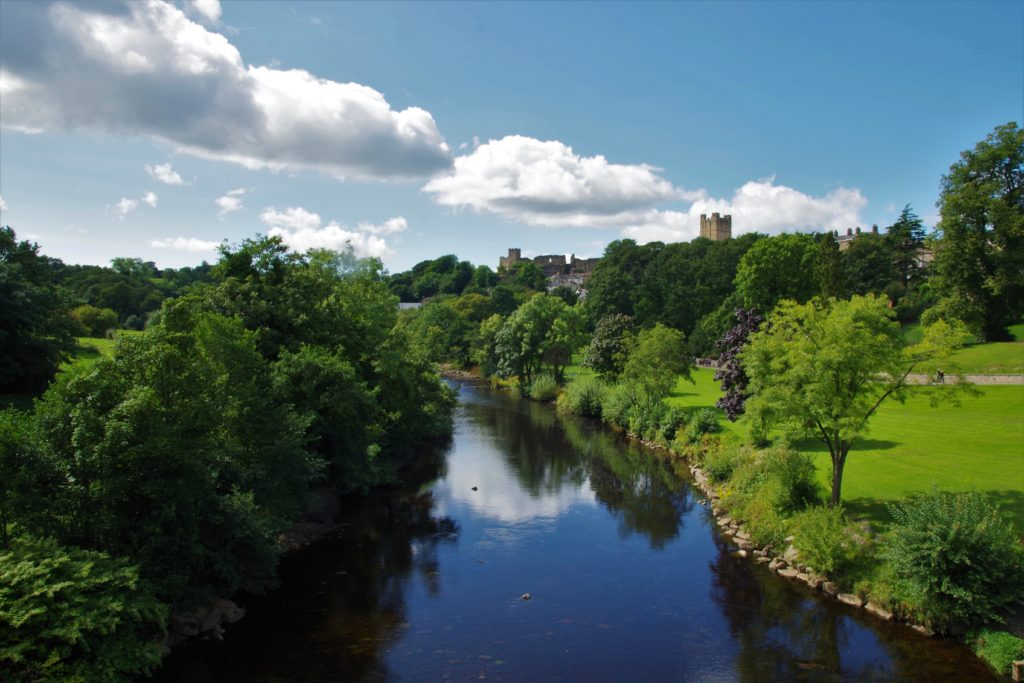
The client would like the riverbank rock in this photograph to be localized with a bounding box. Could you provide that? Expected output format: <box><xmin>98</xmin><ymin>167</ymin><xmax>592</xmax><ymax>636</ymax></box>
<box><xmin>911</xmin><ymin>624</ymin><xmax>936</xmax><ymax>637</ymax></box>
<box><xmin>735</xmin><ymin>530</ymin><xmax>750</xmax><ymax>541</ymax></box>
<box><xmin>838</xmin><ymin>593</ymin><xmax>863</xmax><ymax>608</ymax></box>
<box><xmin>755</xmin><ymin>556</ymin><xmax>771</xmax><ymax>564</ymax></box>
<box><xmin>768</xmin><ymin>558</ymin><xmax>785</xmax><ymax>572</ymax></box>
<box><xmin>822</xmin><ymin>581</ymin><xmax>839</xmax><ymax>596</ymax></box>
<box><xmin>168</xmin><ymin>598</ymin><xmax>246</xmax><ymax>648</ymax></box>
<box><xmin>802</xmin><ymin>575</ymin><xmax>823</xmax><ymax>591</ymax></box>
<box><xmin>778</xmin><ymin>567</ymin><xmax>800</xmax><ymax>579</ymax></box>
<box><xmin>865</xmin><ymin>602</ymin><xmax>893</xmax><ymax>621</ymax></box>
<box><xmin>783</xmin><ymin>545</ymin><xmax>800</xmax><ymax>564</ymax></box>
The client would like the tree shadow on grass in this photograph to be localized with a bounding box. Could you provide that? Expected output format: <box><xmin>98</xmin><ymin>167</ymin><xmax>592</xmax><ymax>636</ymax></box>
<box><xmin>845</xmin><ymin>489</ymin><xmax>1024</xmax><ymax>533</ymax></box>
<box><xmin>794</xmin><ymin>438</ymin><xmax>901</xmax><ymax>453</ymax></box>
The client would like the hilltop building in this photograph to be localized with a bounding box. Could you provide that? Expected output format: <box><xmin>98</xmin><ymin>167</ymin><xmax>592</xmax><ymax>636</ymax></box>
<box><xmin>836</xmin><ymin>224</ymin><xmax>879</xmax><ymax>251</ymax></box>
<box><xmin>699</xmin><ymin>213</ymin><xmax>732</xmax><ymax>241</ymax></box>
<box><xmin>499</xmin><ymin>248</ymin><xmax>601</xmax><ymax>291</ymax></box>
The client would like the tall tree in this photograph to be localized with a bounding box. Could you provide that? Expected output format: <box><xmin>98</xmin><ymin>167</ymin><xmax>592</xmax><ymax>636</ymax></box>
<box><xmin>734</xmin><ymin>233</ymin><xmax>819</xmax><ymax>312</ymax></box>
<box><xmin>622</xmin><ymin>323</ymin><xmax>692</xmax><ymax>401</ymax></box>
<box><xmin>885</xmin><ymin>204</ymin><xmax>926</xmax><ymax>288</ymax></box>
<box><xmin>930</xmin><ymin>122</ymin><xmax>1024</xmax><ymax>340</ymax></box>
<box><xmin>0</xmin><ymin>227</ymin><xmax>76</xmax><ymax>393</ymax></box>
<box><xmin>714</xmin><ymin>308</ymin><xmax>763</xmax><ymax>421</ymax></box>
<box><xmin>743</xmin><ymin>295</ymin><xmax>972</xmax><ymax>506</ymax></box>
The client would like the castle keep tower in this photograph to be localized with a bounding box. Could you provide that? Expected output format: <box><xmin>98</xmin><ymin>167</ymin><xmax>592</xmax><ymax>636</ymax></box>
<box><xmin>699</xmin><ymin>213</ymin><xmax>732</xmax><ymax>241</ymax></box>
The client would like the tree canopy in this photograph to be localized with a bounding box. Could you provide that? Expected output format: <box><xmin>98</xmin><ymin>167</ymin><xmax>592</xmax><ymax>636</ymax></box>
<box><xmin>930</xmin><ymin>122</ymin><xmax>1024</xmax><ymax>340</ymax></box>
<box><xmin>743</xmin><ymin>294</ymin><xmax>971</xmax><ymax>506</ymax></box>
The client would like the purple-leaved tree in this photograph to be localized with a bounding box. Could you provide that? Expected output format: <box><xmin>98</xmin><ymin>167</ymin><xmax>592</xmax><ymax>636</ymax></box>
<box><xmin>714</xmin><ymin>308</ymin><xmax>763</xmax><ymax>421</ymax></box>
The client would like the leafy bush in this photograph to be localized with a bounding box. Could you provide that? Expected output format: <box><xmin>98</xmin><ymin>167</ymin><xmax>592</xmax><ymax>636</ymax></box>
<box><xmin>70</xmin><ymin>304</ymin><xmax>119</xmax><ymax>338</ymax></box>
<box><xmin>702</xmin><ymin>443</ymin><xmax>751</xmax><ymax>483</ymax></box>
<box><xmin>880</xmin><ymin>491</ymin><xmax>1024</xmax><ymax>631</ymax></box>
<box><xmin>528</xmin><ymin>374</ymin><xmax>559</xmax><ymax>402</ymax></box>
<box><xmin>625</xmin><ymin>395</ymin><xmax>666</xmax><ymax>440</ymax></box>
<box><xmin>560</xmin><ymin>376</ymin><xmax>606</xmax><ymax>418</ymax></box>
<box><xmin>727</xmin><ymin>444</ymin><xmax>820</xmax><ymax>514</ymax></box>
<box><xmin>970</xmin><ymin>629</ymin><xmax>1024</xmax><ymax>677</ymax></box>
<box><xmin>0</xmin><ymin>537</ymin><xmax>167</xmax><ymax>682</ymax></box>
<box><xmin>791</xmin><ymin>505</ymin><xmax>858</xmax><ymax>574</ymax></box>
<box><xmin>735</xmin><ymin>494</ymin><xmax>788</xmax><ymax>549</ymax></box>
<box><xmin>685</xmin><ymin>408</ymin><xmax>721</xmax><ymax>443</ymax></box>
<box><xmin>659</xmin><ymin>407</ymin><xmax>690</xmax><ymax>443</ymax></box>
<box><xmin>601</xmin><ymin>382</ymin><xmax>638</xmax><ymax>428</ymax></box>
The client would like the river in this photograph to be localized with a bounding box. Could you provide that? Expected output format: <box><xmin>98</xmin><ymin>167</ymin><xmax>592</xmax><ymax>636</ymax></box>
<box><xmin>156</xmin><ymin>381</ymin><xmax>997</xmax><ymax>682</ymax></box>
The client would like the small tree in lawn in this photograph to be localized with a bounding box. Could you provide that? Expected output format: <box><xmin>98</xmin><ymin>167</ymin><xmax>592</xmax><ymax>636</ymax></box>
<box><xmin>743</xmin><ymin>294</ymin><xmax>973</xmax><ymax>506</ymax></box>
<box><xmin>622</xmin><ymin>323</ymin><xmax>693</xmax><ymax>401</ymax></box>
<box><xmin>714</xmin><ymin>307</ymin><xmax>763</xmax><ymax>421</ymax></box>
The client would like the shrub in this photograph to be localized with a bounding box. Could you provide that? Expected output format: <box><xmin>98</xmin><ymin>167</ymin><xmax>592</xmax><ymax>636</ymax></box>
<box><xmin>880</xmin><ymin>491</ymin><xmax>1024</xmax><ymax>631</ymax></box>
<box><xmin>0</xmin><ymin>537</ymin><xmax>167</xmax><ymax>681</ymax></box>
<box><xmin>625</xmin><ymin>395</ymin><xmax>666</xmax><ymax>440</ymax></box>
<box><xmin>601</xmin><ymin>382</ymin><xmax>638</xmax><ymax>428</ymax></box>
<box><xmin>561</xmin><ymin>376</ymin><xmax>606</xmax><ymax>418</ymax></box>
<box><xmin>970</xmin><ymin>629</ymin><xmax>1024</xmax><ymax>677</ymax></box>
<box><xmin>734</xmin><ymin>493</ymin><xmax>788</xmax><ymax>549</ymax></box>
<box><xmin>69</xmin><ymin>304</ymin><xmax>119</xmax><ymax>338</ymax></box>
<box><xmin>703</xmin><ymin>443</ymin><xmax>752</xmax><ymax>483</ymax></box>
<box><xmin>659</xmin><ymin>407</ymin><xmax>690</xmax><ymax>443</ymax></box>
<box><xmin>685</xmin><ymin>408</ymin><xmax>721</xmax><ymax>443</ymax></box>
<box><xmin>728</xmin><ymin>444</ymin><xmax>821</xmax><ymax>515</ymax></box>
<box><xmin>528</xmin><ymin>374</ymin><xmax>559</xmax><ymax>402</ymax></box>
<box><xmin>791</xmin><ymin>505</ymin><xmax>858</xmax><ymax>575</ymax></box>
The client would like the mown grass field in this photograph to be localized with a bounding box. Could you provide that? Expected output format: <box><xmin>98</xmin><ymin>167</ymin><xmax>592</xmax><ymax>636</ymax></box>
<box><xmin>902</xmin><ymin>322</ymin><xmax>1024</xmax><ymax>374</ymax></box>
<box><xmin>1</xmin><ymin>332</ymin><xmax>141</xmax><ymax>411</ymax></box>
<box><xmin>665</xmin><ymin>367</ymin><xmax>1024</xmax><ymax>530</ymax></box>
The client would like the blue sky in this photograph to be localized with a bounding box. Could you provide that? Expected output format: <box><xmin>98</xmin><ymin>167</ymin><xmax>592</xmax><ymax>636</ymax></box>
<box><xmin>1</xmin><ymin>0</ymin><xmax>1020</xmax><ymax>271</ymax></box>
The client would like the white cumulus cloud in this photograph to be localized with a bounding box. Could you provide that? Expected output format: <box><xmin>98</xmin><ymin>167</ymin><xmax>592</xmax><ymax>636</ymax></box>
<box><xmin>145</xmin><ymin>162</ymin><xmax>184</xmax><ymax>185</ymax></box>
<box><xmin>187</xmin><ymin>0</ymin><xmax>221</xmax><ymax>23</ymax></box>
<box><xmin>0</xmin><ymin>1</ymin><xmax>451</xmax><ymax>180</ymax></box>
<box><xmin>215</xmin><ymin>187</ymin><xmax>247</xmax><ymax>215</ymax></box>
<box><xmin>424</xmin><ymin>135</ymin><xmax>686</xmax><ymax>226</ymax></box>
<box><xmin>424</xmin><ymin>135</ymin><xmax>866</xmax><ymax>244</ymax></box>
<box><xmin>259</xmin><ymin>206</ymin><xmax>406</xmax><ymax>258</ymax></box>
<box><xmin>151</xmin><ymin>236</ymin><xmax>220</xmax><ymax>252</ymax></box>
<box><xmin>142</xmin><ymin>191</ymin><xmax>158</xmax><ymax>207</ymax></box>
<box><xmin>620</xmin><ymin>179</ymin><xmax>868</xmax><ymax>243</ymax></box>
<box><xmin>114</xmin><ymin>197</ymin><xmax>138</xmax><ymax>217</ymax></box>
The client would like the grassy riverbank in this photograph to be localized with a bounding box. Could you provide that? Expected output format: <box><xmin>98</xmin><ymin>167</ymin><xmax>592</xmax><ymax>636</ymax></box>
<box><xmin>661</xmin><ymin>367</ymin><xmax>1024</xmax><ymax>530</ymax></box>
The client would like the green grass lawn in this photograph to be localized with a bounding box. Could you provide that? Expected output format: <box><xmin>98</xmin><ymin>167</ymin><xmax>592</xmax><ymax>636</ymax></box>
<box><xmin>799</xmin><ymin>386</ymin><xmax>1024</xmax><ymax>529</ymax></box>
<box><xmin>665</xmin><ymin>368</ymin><xmax>1024</xmax><ymax>529</ymax></box>
<box><xmin>948</xmin><ymin>341</ymin><xmax>1024</xmax><ymax>374</ymax></box>
<box><xmin>901</xmin><ymin>322</ymin><xmax>1024</xmax><ymax>374</ymax></box>
<box><xmin>2</xmin><ymin>332</ymin><xmax>141</xmax><ymax>411</ymax></box>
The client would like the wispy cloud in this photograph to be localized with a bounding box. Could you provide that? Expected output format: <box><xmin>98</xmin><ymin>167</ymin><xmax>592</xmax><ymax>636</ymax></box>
<box><xmin>151</xmin><ymin>236</ymin><xmax>221</xmax><ymax>252</ymax></box>
<box><xmin>259</xmin><ymin>206</ymin><xmax>407</xmax><ymax>258</ymax></box>
<box><xmin>215</xmin><ymin>187</ymin><xmax>247</xmax><ymax>216</ymax></box>
<box><xmin>145</xmin><ymin>162</ymin><xmax>185</xmax><ymax>186</ymax></box>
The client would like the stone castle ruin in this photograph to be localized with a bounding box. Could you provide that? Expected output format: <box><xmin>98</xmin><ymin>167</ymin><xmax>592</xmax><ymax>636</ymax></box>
<box><xmin>499</xmin><ymin>248</ymin><xmax>601</xmax><ymax>290</ymax></box>
<box><xmin>699</xmin><ymin>213</ymin><xmax>732</xmax><ymax>241</ymax></box>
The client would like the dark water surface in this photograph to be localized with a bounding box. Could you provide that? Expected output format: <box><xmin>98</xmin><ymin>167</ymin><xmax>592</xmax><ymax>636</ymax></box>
<box><xmin>157</xmin><ymin>383</ymin><xmax>997</xmax><ymax>682</ymax></box>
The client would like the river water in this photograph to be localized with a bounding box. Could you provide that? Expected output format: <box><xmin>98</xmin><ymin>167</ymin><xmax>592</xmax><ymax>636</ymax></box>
<box><xmin>157</xmin><ymin>382</ymin><xmax>997</xmax><ymax>682</ymax></box>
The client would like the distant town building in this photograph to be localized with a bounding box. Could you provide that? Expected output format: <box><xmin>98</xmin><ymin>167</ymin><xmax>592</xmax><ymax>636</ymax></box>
<box><xmin>699</xmin><ymin>213</ymin><xmax>732</xmax><ymax>241</ymax></box>
<box><xmin>498</xmin><ymin>248</ymin><xmax>601</xmax><ymax>291</ymax></box>
<box><xmin>836</xmin><ymin>224</ymin><xmax>879</xmax><ymax>251</ymax></box>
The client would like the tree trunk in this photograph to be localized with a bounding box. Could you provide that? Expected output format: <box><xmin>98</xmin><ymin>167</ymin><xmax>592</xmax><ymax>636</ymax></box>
<box><xmin>830</xmin><ymin>448</ymin><xmax>848</xmax><ymax>507</ymax></box>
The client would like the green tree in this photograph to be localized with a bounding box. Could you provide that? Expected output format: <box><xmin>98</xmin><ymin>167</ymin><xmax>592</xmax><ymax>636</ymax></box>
<box><xmin>841</xmin><ymin>232</ymin><xmax>897</xmax><ymax>297</ymax></box>
<box><xmin>885</xmin><ymin>205</ymin><xmax>926</xmax><ymax>288</ymax></box>
<box><xmin>584</xmin><ymin>239</ymin><xmax>662</xmax><ymax>322</ymax></box>
<box><xmin>32</xmin><ymin>315</ymin><xmax>315</xmax><ymax>604</ymax></box>
<box><xmin>622</xmin><ymin>323</ymin><xmax>692</xmax><ymax>400</ymax></box>
<box><xmin>734</xmin><ymin>233</ymin><xmax>819</xmax><ymax>312</ymax></box>
<box><xmin>495</xmin><ymin>295</ymin><xmax>584</xmax><ymax>384</ymax></box>
<box><xmin>930</xmin><ymin>122</ymin><xmax>1024</xmax><ymax>340</ymax></box>
<box><xmin>583</xmin><ymin>313</ymin><xmax>635</xmax><ymax>379</ymax></box>
<box><xmin>743</xmin><ymin>295</ymin><xmax>972</xmax><ymax>506</ymax></box>
<box><xmin>0</xmin><ymin>227</ymin><xmax>77</xmax><ymax>393</ymax></box>
<box><xmin>69</xmin><ymin>304</ymin><xmax>119</xmax><ymax>337</ymax></box>
<box><xmin>0</xmin><ymin>537</ymin><xmax>167</xmax><ymax>682</ymax></box>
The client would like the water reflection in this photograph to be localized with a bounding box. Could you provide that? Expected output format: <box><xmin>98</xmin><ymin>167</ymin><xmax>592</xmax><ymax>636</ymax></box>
<box><xmin>458</xmin><ymin>384</ymin><xmax>694</xmax><ymax>547</ymax></box>
<box><xmin>157</xmin><ymin>382</ymin><xmax>998</xmax><ymax>682</ymax></box>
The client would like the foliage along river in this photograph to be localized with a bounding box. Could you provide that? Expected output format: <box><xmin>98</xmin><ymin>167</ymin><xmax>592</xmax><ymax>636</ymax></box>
<box><xmin>157</xmin><ymin>381</ymin><xmax>997</xmax><ymax>682</ymax></box>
